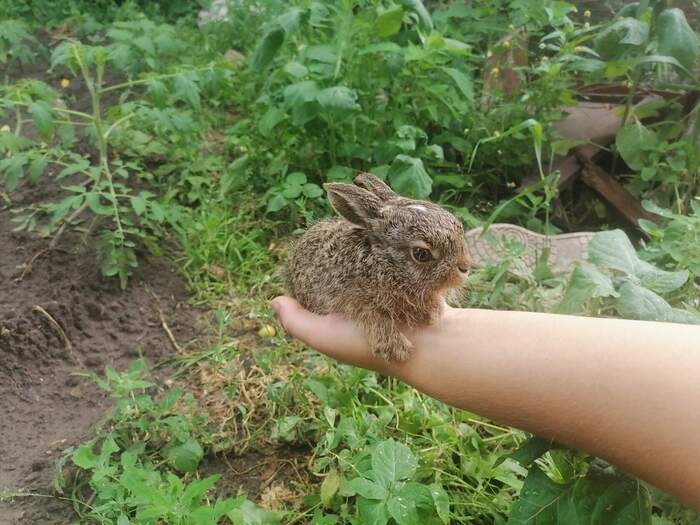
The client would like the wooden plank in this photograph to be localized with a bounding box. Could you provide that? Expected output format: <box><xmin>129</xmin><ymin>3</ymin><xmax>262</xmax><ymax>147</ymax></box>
<box><xmin>578</xmin><ymin>155</ymin><xmax>662</xmax><ymax>227</ymax></box>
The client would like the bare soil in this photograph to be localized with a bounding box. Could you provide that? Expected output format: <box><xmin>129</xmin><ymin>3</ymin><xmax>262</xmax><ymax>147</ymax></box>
<box><xmin>0</xmin><ymin>179</ymin><xmax>198</xmax><ymax>524</ymax></box>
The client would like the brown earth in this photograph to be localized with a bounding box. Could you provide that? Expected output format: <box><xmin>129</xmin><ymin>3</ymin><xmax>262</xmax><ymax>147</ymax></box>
<box><xmin>0</xmin><ymin>177</ymin><xmax>199</xmax><ymax>524</ymax></box>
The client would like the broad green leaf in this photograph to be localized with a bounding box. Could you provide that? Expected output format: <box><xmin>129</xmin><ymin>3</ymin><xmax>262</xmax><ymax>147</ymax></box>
<box><xmin>302</xmin><ymin>183</ymin><xmax>324</xmax><ymax>198</ymax></box>
<box><xmin>656</xmin><ymin>8</ymin><xmax>699</xmax><ymax>70</ymax></box>
<box><xmin>615</xmin><ymin>122</ymin><xmax>659</xmax><ymax>170</ymax></box>
<box><xmin>317</xmin><ymin>86</ymin><xmax>360</xmax><ymax>113</ymax></box>
<box><xmin>72</xmin><ymin>444</ymin><xmax>97</xmax><ymax>469</ymax></box>
<box><xmin>266</xmin><ymin>194</ymin><xmax>288</xmax><ymax>213</ymax></box>
<box><xmin>357</xmin><ymin>497</ymin><xmax>390</xmax><ymax>525</ymax></box>
<box><xmin>320</xmin><ymin>468</ymin><xmax>340</xmax><ymax>507</ymax></box>
<box><xmin>283</xmin><ymin>61</ymin><xmax>308</xmax><ymax>78</ymax></box>
<box><xmin>259</xmin><ymin>107</ymin><xmax>287</xmax><ymax>137</ymax></box>
<box><xmin>387</xmin><ymin>155</ymin><xmax>432</xmax><ymax>199</ymax></box>
<box><xmin>555</xmin><ymin>264</ymin><xmax>618</xmax><ymax>314</ymax></box>
<box><xmin>398</xmin><ymin>482</ymin><xmax>434</xmax><ymax>510</ymax></box>
<box><xmin>304</xmin><ymin>45</ymin><xmax>337</xmax><ymax>64</ymax></box>
<box><xmin>442</xmin><ymin>67</ymin><xmax>474</xmax><ymax>103</ymax></box>
<box><xmin>635</xmin><ymin>260</ymin><xmax>688</xmax><ymax>294</ymax></box>
<box><xmin>615</xmin><ymin>281</ymin><xmax>677</xmax><ymax>322</ymax></box>
<box><xmin>374</xmin><ymin>6</ymin><xmax>404</xmax><ymax>37</ymax></box>
<box><xmin>282</xmin><ymin>184</ymin><xmax>302</xmax><ymax>199</ymax></box>
<box><xmin>251</xmin><ymin>27</ymin><xmax>285</xmax><ymax>71</ymax></box>
<box><xmin>371</xmin><ymin>439</ymin><xmax>417</xmax><ymax>486</ymax></box>
<box><xmin>588</xmin><ymin>230</ymin><xmax>639</xmax><ymax>275</ymax></box>
<box><xmin>388</xmin><ymin>493</ymin><xmax>420</xmax><ymax>525</ymax></box>
<box><xmin>28</xmin><ymin>101</ymin><xmax>54</xmax><ymax>141</ymax></box>
<box><xmin>594</xmin><ymin>18</ymin><xmax>649</xmax><ymax>60</ymax></box>
<box><xmin>345</xmin><ymin>477</ymin><xmax>388</xmax><ymax>500</ymax></box>
<box><xmin>167</xmin><ymin>437</ymin><xmax>203</xmax><ymax>473</ymax></box>
<box><xmin>508</xmin><ymin>466</ymin><xmax>652</xmax><ymax>524</ymax></box>
<box><xmin>287</xmin><ymin>172</ymin><xmax>307</xmax><ymax>185</ymax></box>
<box><xmin>496</xmin><ymin>437</ymin><xmax>554</xmax><ymax>468</ymax></box>
<box><xmin>283</xmin><ymin>80</ymin><xmax>320</xmax><ymax>107</ymax></box>
<box><xmin>277</xmin><ymin>8</ymin><xmax>303</xmax><ymax>32</ymax></box>
<box><xmin>429</xmin><ymin>484</ymin><xmax>450</xmax><ymax>524</ymax></box>
<box><xmin>282</xmin><ymin>185</ymin><xmax>302</xmax><ymax>198</ymax></box>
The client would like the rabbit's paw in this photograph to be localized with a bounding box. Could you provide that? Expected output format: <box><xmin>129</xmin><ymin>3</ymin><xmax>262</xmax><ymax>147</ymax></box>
<box><xmin>371</xmin><ymin>331</ymin><xmax>414</xmax><ymax>362</ymax></box>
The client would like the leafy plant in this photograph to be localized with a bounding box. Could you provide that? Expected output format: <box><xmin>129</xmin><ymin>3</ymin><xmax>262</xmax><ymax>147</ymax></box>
<box><xmin>557</xmin><ymin>229</ymin><xmax>698</xmax><ymax>323</ymax></box>
<box><xmin>0</xmin><ymin>36</ymin><xmax>222</xmax><ymax>287</ymax></box>
<box><xmin>63</xmin><ymin>360</ymin><xmax>282</xmax><ymax>524</ymax></box>
<box><xmin>339</xmin><ymin>439</ymin><xmax>450</xmax><ymax>525</ymax></box>
<box><xmin>640</xmin><ymin>200</ymin><xmax>700</xmax><ymax>278</ymax></box>
<box><xmin>0</xmin><ymin>19</ymin><xmax>40</xmax><ymax>66</ymax></box>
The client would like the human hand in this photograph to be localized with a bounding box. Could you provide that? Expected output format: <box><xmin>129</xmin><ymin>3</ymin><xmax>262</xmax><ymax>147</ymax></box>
<box><xmin>269</xmin><ymin>296</ymin><xmax>392</xmax><ymax>373</ymax></box>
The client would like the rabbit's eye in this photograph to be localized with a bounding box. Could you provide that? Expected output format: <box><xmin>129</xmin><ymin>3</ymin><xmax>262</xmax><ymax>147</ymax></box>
<box><xmin>411</xmin><ymin>247</ymin><xmax>433</xmax><ymax>263</ymax></box>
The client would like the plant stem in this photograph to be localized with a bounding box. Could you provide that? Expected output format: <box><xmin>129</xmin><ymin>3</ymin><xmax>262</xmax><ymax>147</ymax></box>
<box><xmin>77</xmin><ymin>46</ymin><xmax>126</xmax><ymax>243</ymax></box>
<box><xmin>611</xmin><ymin>75</ymin><xmax>638</xmax><ymax>176</ymax></box>
<box><xmin>49</xmin><ymin>200</ymin><xmax>89</xmax><ymax>249</ymax></box>
<box><xmin>98</xmin><ymin>65</ymin><xmax>214</xmax><ymax>95</ymax></box>
<box><xmin>11</xmin><ymin>100</ymin><xmax>92</xmax><ymax>121</ymax></box>
<box><xmin>14</xmin><ymin>105</ymin><xmax>22</xmax><ymax>136</ymax></box>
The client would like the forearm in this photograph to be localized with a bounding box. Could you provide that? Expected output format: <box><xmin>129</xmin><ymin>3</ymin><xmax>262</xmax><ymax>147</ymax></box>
<box><xmin>396</xmin><ymin>309</ymin><xmax>700</xmax><ymax>508</ymax></box>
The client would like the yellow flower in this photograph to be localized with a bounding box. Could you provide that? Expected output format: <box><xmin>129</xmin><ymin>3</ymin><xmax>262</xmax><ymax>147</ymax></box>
<box><xmin>60</xmin><ymin>78</ymin><xmax>71</xmax><ymax>88</ymax></box>
<box><xmin>584</xmin><ymin>9</ymin><xmax>592</xmax><ymax>17</ymax></box>
<box><xmin>571</xmin><ymin>6</ymin><xmax>578</xmax><ymax>13</ymax></box>
<box><xmin>493</xmin><ymin>131</ymin><xmax>501</xmax><ymax>138</ymax></box>
<box><xmin>618</xmin><ymin>16</ymin><xmax>625</xmax><ymax>21</ymax></box>
<box><xmin>584</xmin><ymin>22</ymin><xmax>591</xmax><ymax>29</ymax></box>
<box><xmin>502</xmin><ymin>39</ymin><xmax>511</xmax><ymax>48</ymax></box>
<box><xmin>539</xmin><ymin>43</ymin><xmax>546</xmax><ymax>49</ymax></box>
<box><xmin>574</xmin><ymin>46</ymin><xmax>583</xmax><ymax>53</ymax></box>
<box><xmin>490</xmin><ymin>67</ymin><xmax>500</xmax><ymax>76</ymax></box>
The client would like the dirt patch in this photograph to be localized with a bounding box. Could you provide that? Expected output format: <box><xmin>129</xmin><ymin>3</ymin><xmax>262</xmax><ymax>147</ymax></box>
<box><xmin>199</xmin><ymin>447</ymin><xmax>314</xmax><ymax>512</ymax></box>
<box><xmin>0</xmin><ymin>180</ymin><xmax>198</xmax><ymax>524</ymax></box>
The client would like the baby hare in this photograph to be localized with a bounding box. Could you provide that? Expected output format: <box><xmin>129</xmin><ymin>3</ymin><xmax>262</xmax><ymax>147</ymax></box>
<box><xmin>286</xmin><ymin>173</ymin><xmax>470</xmax><ymax>361</ymax></box>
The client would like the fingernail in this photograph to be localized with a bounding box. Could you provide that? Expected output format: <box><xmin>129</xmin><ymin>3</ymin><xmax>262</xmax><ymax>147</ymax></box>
<box><xmin>269</xmin><ymin>298</ymin><xmax>281</xmax><ymax>315</ymax></box>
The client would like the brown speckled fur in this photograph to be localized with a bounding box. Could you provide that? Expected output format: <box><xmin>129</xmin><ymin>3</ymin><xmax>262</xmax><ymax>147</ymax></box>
<box><xmin>286</xmin><ymin>173</ymin><xmax>470</xmax><ymax>361</ymax></box>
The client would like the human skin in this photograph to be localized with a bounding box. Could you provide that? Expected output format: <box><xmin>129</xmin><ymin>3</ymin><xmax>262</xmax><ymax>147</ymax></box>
<box><xmin>270</xmin><ymin>296</ymin><xmax>700</xmax><ymax>510</ymax></box>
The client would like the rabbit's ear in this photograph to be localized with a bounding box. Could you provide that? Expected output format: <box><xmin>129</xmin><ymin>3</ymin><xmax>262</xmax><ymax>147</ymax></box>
<box><xmin>324</xmin><ymin>183</ymin><xmax>381</xmax><ymax>227</ymax></box>
<box><xmin>354</xmin><ymin>173</ymin><xmax>397</xmax><ymax>201</ymax></box>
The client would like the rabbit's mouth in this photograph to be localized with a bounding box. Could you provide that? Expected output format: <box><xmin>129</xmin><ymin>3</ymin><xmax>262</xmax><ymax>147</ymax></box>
<box><xmin>437</xmin><ymin>269</ymin><xmax>469</xmax><ymax>293</ymax></box>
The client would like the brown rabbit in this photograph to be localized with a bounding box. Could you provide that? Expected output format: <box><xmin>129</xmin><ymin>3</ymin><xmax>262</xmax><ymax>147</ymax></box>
<box><xmin>286</xmin><ymin>173</ymin><xmax>470</xmax><ymax>361</ymax></box>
